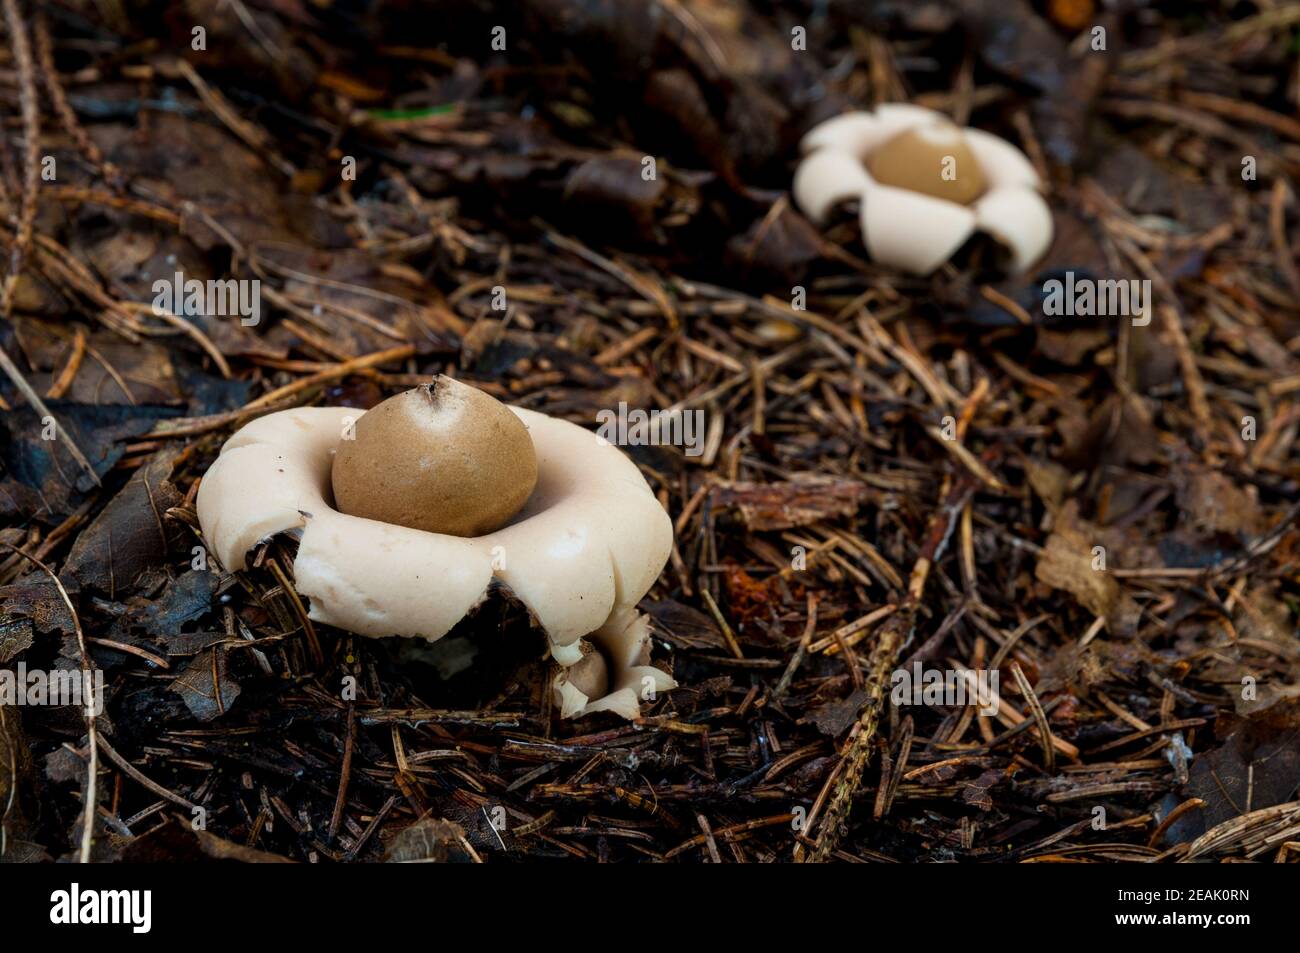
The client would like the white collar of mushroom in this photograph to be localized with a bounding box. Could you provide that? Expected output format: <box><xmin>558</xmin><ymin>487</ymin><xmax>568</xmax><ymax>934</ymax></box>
<box><xmin>793</xmin><ymin>104</ymin><xmax>1053</xmax><ymax>276</ymax></box>
<box><xmin>196</xmin><ymin>376</ymin><xmax>675</xmax><ymax>719</ymax></box>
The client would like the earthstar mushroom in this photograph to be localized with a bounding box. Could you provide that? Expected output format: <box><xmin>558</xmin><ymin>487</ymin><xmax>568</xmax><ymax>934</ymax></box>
<box><xmin>196</xmin><ymin>378</ymin><xmax>675</xmax><ymax>719</ymax></box>
<box><xmin>793</xmin><ymin>104</ymin><xmax>1053</xmax><ymax>276</ymax></box>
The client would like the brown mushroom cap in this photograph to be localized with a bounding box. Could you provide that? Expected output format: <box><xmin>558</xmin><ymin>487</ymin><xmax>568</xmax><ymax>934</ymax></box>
<box><xmin>331</xmin><ymin>376</ymin><xmax>538</xmax><ymax>537</ymax></box>
<box><xmin>866</xmin><ymin>122</ymin><xmax>986</xmax><ymax>206</ymax></box>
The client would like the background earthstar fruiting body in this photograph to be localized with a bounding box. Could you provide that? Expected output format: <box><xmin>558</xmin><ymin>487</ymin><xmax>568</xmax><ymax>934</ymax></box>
<box><xmin>332</xmin><ymin>376</ymin><xmax>538</xmax><ymax>537</ymax></box>
<box><xmin>792</xmin><ymin>104</ymin><xmax>1053</xmax><ymax>276</ymax></box>
<box><xmin>865</xmin><ymin>123</ymin><xmax>987</xmax><ymax>206</ymax></box>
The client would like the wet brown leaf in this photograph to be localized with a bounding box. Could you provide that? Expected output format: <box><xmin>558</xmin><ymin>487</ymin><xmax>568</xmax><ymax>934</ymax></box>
<box><xmin>1187</xmin><ymin>698</ymin><xmax>1300</xmax><ymax>828</ymax></box>
<box><xmin>169</xmin><ymin>647</ymin><xmax>240</xmax><ymax>721</ymax></box>
<box><xmin>564</xmin><ymin>155</ymin><xmax>667</xmax><ymax>238</ymax></box>
<box><xmin>383</xmin><ymin>817</ymin><xmax>474</xmax><ymax>863</ymax></box>
<box><xmin>1035</xmin><ymin>501</ymin><xmax>1139</xmax><ymax>633</ymax></box>
<box><xmin>64</xmin><ymin>451</ymin><xmax>183</xmax><ymax>596</ymax></box>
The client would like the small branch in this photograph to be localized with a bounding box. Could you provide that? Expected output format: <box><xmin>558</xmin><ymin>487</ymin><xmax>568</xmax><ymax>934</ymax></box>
<box><xmin>3</xmin><ymin>545</ymin><xmax>98</xmax><ymax>861</ymax></box>
<box><xmin>798</xmin><ymin>453</ymin><xmax>994</xmax><ymax>862</ymax></box>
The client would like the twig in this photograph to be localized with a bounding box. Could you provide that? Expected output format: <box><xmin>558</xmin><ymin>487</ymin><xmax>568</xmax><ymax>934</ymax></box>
<box><xmin>799</xmin><ymin>459</ymin><xmax>989</xmax><ymax>862</ymax></box>
<box><xmin>700</xmin><ymin>588</ymin><xmax>743</xmax><ymax>660</ymax></box>
<box><xmin>1010</xmin><ymin>661</ymin><xmax>1056</xmax><ymax>773</ymax></box>
<box><xmin>3</xmin><ymin>545</ymin><xmax>97</xmax><ymax>861</ymax></box>
<box><xmin>328</xmin><ymin>706</ymin><xmax>356</xmax><ymax>840</ymax></box>
<box><xmin>243</xmin><ymin>344</ymin><xmax>416</xmax><ymax>411</ymax></box>
<box><xmin>96</xmin><ymin>734</ymin><xmax>198</xmax><ymax>813</ymax></box>
<box><xmin>0</xmin><ymin>0</ymin><xmax>39</xmax><ymax>318</ymax></box>
<box><xmin>33</xmin><ymin>12</ymin><xmax>122</xmax><ymax>188</ymax></box>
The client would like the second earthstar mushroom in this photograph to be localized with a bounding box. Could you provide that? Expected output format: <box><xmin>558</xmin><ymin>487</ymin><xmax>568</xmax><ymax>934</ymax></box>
<box><xmin>793</xmin><ymin>104</ymin><xmax>1053</xmax><ymax>276</ymax></box>
<box><xmin>196</xmin><ymin>376</ymin><xmax>676</xmax><ymax>719</ymax></box>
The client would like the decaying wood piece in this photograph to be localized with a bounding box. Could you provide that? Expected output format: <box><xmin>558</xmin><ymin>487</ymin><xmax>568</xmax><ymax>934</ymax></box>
<box><xmin>712</xmin><ymin>476</ymin><xmax>868</xmax><ymax>531</ymax></box>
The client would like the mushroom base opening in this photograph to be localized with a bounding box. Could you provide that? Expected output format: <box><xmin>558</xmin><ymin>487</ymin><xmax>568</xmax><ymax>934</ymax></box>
<box><xmin>942</xmin><ymin>231</ymin><xmax>1026</xmax><ymax>285</ymax></box>
<box><xmin>356</xmin><ymin>582</ymin><xmax>550</xmax><ymax>711</ymax></box>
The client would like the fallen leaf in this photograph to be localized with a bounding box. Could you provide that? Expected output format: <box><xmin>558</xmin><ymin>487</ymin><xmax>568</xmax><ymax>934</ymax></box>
<box><xmin>1035</xmin><ymin>501</ymin><xmax>1139</xmax><ymax>634</ymax></box>
<box><xmin>960</xmin><ymin>769</ymin><xmax>1004</xmax><ymax>811</ymax></box>
<box><xmin>1025</xmin><ymin>458</ymin><xmax>1073</xmax><ymax>513</ymax></box>
<box><xmin>0</xmin><ymin>578</ymin><xmax>77</xmax><ymax>635</ymax></box>
<box><xmin>120</xmin><ymin>820</ymin><xmax>295</xmax><ymax>862</ymax></box>
<box><xmin>0</xmin><ymin>402</ymin><xmax>180</xmax><ymax>523</ymax></box>
<box><xmin>169</xmin><ymin>647</ymin><xmax>240</xmax><ymax>721</ymax></box>
<box><xmin>0</xmin><ymin>701</ymin><xmax>34</xmax><ymax>849</ymax></box>
<box><xmin>564</xmin><ymin>155</ymin><xmax>667</xmax><ymax>238</ymax></box>
<box><xmin>1177</xmin><ymin>469</ymin><xmax>1265</xmax><ymax>538</ymax></box>
<box><xmin>1186</xmin><ymin>697</ymin><xmax>1300</xmax><ymax>828</ymax></box>
<box><xmin>383</xmin><ymin>817</ymin><xmax>474</xmax><ymax>862</ymax></box>
<box><xmin>0</xmin><ymin>618</ymin><xmax>34</xmax><ymax>664</ymax></box>
<box><xmin>725</xmin><ymin>203</ymin><xmax>823</xmax><ymax>288</ymax></box>
<box><xmin>63</xmin><ymin>451</ymin><xmax>183</xmax><ymax>596</ymax></box>
<box><xmin>134</xmin><ymin>570</ymin><xmax>220</xmax><ymax>640</ymax></box>
<box><xmin>801</xmin><ymin>688</ymin><xmax>869</xmax><ymax>737</ymax></box>
<box><xmin>642</xmin><ymin>599</ymin><xmax>728</xmax><ymax>652</ymax></box>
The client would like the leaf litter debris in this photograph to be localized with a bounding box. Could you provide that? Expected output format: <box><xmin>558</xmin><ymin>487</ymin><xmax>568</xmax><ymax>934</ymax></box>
<box><xmin>0</xmin><ymin>1</ymin><xmax>1297</xmax><ymax>864</ymax></box>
